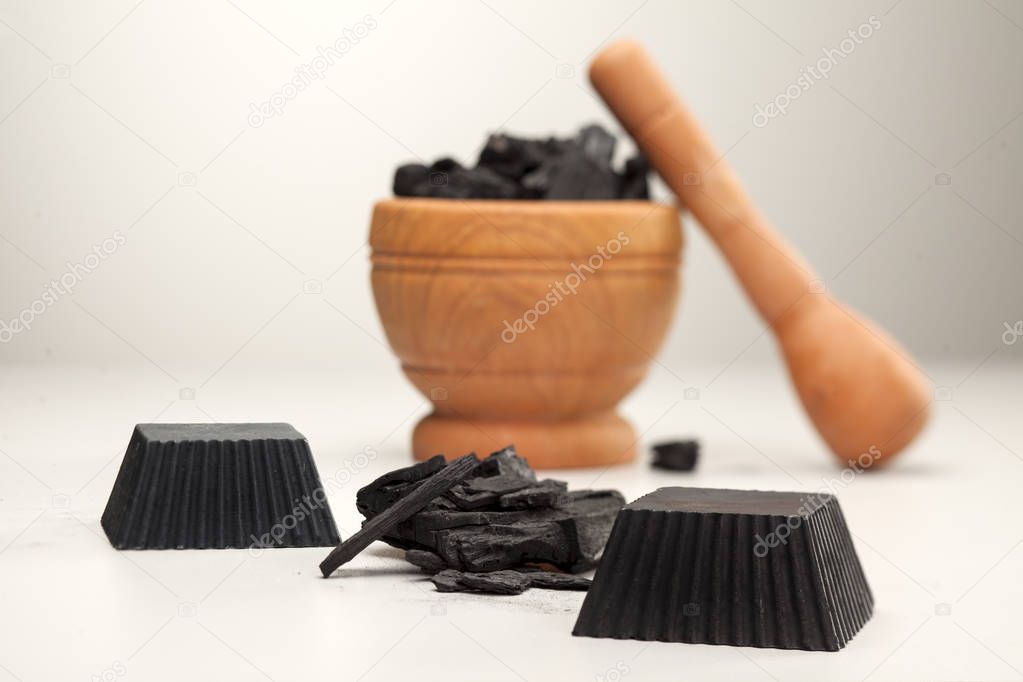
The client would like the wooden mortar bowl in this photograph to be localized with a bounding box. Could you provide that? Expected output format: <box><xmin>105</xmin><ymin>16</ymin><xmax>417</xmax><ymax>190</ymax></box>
<box><xmin>369</xmin><ymin>198</ymin><xmax>682</xmax><ymax>469</ymax></box>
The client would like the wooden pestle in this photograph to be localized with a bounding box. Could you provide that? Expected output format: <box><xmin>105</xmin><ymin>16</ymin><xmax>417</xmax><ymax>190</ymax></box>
<box><xmin>589</xmin><ymin>40</ymin><xmax>930</xmax><ymax>465</ymax></box>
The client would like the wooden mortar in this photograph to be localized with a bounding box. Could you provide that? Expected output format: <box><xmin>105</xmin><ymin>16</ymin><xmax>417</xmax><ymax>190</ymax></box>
<box><xmin>369</xmin><ymin>198</ymin><xmax>682</xmax><ymax>469</ymax></box>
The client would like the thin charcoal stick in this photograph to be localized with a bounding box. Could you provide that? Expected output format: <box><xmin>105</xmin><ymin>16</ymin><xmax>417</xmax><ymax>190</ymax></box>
<box><xmin>319</xmin><ymin>454</ymin><xmax>479</xmax><ymax>577</ymax></box>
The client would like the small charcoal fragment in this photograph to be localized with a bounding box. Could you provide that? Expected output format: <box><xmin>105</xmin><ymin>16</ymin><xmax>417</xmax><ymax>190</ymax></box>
<box><xmin>651</xmin><ymin>440</ymin><xmax>699</xmax><ymax>472</ymax></box>
<box><xmin>319</xmin><ymin>454</ymin><xmax>479</xmax><ymax>577</ymax></box>
<box><xmin>429</xmin><ymin>568</ymin><xmax>590</xmax><ymax>594</ymax></box>
<box><xmin>459</xmin><ymin>570</ymin><xmax>532</xmax><ymax>595</ymax></box>
<box><xmin>393</xmin><ymin>163</ymin><xmax>430</xmax><ymax>196</ymax></box>
<box><xmin>431</xmin><ymin>569</ymin><xmax>464</xmax><ymax>593</ymax></box>
<box><xmin>524</xmin><ymin>570</ymin><xmax>592</xmax><ymax>591</ymax></box>
<box><xmin>431</xmin><ymin>569</ymin><xmax>530</xmax><ymax>595</ymax></box>
<box><xmin>405</xmin><ymin>549</ymin><xmax>446</xmax><ymax>573</ymax></box>
<box><xmin>444</xmin><ymin>444</ymin><xmax>537</xmax><ymax>509</ymax></box>
<box><xmin>395</xmin><ymin>124</ymin><xmax>648</xmax><ymax>200</ymax></box>
<box><xmin>476</xmin><ymin>445</ymin><xmax>536</xmax><ymax>479</ymax></box>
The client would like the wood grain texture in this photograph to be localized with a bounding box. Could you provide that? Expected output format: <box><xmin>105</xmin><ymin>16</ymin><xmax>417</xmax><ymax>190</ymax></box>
<box><xmin>370</xmin><ymin>198</ymin><xmax>683</xmax><ymax>469</ymax></box>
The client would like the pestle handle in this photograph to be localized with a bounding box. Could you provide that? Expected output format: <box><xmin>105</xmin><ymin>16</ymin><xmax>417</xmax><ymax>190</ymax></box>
<box><xmin>589</xmin><ymin>39</ymin><xmax>813</xmax><ymax>324</ymax></box>
<box><xmin>589</xmin><ymin>40</ymin><xmax>931</xmax><ymax>463</ymax></box>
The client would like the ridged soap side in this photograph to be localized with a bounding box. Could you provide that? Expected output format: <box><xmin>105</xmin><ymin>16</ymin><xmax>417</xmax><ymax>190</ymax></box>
<box><xmin>101</xmin><ymin>424</ymin><xmax>341</xmax><ymax>550</ymax></box>
<box><xmin>572</xmin><ymin>496</ymin><xmax>873</xmax><ymax>651</ymax></box>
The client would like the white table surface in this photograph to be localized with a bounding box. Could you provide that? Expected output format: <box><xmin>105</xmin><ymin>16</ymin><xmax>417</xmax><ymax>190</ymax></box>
<box><xmin>1</xmin><ymin>362</ymin><xmax>1021</xmax><ymax>681</ymax></box>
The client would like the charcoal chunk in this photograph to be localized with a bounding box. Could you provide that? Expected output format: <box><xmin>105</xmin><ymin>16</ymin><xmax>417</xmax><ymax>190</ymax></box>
<box><xmin>393</xmin><ymin>164</ymin><xmax>430</xmax><ymax>196</ymax></box>
<box><xmin>651</xmin><ymin>440</ymin><xmax>699</xmax><ymax>472</ymax></box>
<box><xmin>431</xmin><ymin>569</ymin><xmax>530</xmax><ymax>595</ymax></box>
<box><xmin>539</xmin><ymin>151</ymin><xmax>620</xmax><ymax>200</ymax></box>
<box><xmin>421</xmin><ymin>159</ymin><xmax>521</xmax><ymax>199</ymax></box>
<box><xmin>477</xmin><ymin>133</ymin><xmax>559</xmax><ymax>181</ymax></box>
<box><xmin>620</xmin><ymin>154</ymin><xmax>651</xmax><ymax>200</ymax></box>
<box><xmin>445</xmin><ymin>472</ymin><xmax>534</xmax><ymax>510</ymax></box>
<box><xmin>576</xmin><ymin>123</ymin><xmax>616</xmax><ymax>166</ymax></box>
<box><xmin>394</xmin><ymin>124</ymin><xmax>649</xmax><ymax>200</ymax></box>
<box><xmin>524</xmin><ymin>570</ymin><xmax>592</xmax><ymax>591</ymax></box>
<box><xmin>429</xmin><ymin>568</ymin><xmax>591</xmax><ymax>594</ymax></box>
<box><xmin>498</xmin><ymin>479</ymin><xmax>568</xmax><ymax>509</ymax></box>
<box><xmin>431</xmin><ymin>569</ymin><xmax>464</xmax><ymax>593</ymax></box>
<box><xmin>356</xmin><ymin>454</ymin><xmax>448</xmax><ymax>518</ymax></box>
<box><xmin>353</xmin><ymin>445</ymin><xmax>625</xmax><ymax>582</ymax></box>
<box><xmin>444</xmin><ymin>444</ymin><xmax>537</xmax><ymax>510</ymax></box>
<box><xmin>405</xmin><ymin>549</ymin><xmax>447</xmax><ymax>573</ymax></box>
<box><xmin>319</xmin><ymin>454</ymin><xmax>479</xmax><ymax>577</ymax></box>
<box><xmin>459</xmin><ymin>570</ymin><xmax>532</xmax><ymax>595</ymax></box>
<box><xmin>432</xmin><ymin>489</ymin><xmax>624</xmax><ymax>572</ymax></box>
<box><xmin>475</xmin><ymin>445</ymin><xmax>535</xmax><ymax>479</ymax></box>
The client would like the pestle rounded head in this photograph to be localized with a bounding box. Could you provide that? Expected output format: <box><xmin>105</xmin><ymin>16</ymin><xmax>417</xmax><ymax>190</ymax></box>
<box><xmin>778</xmin><ymin>298</ymin><xmax>932</xmax><ymax>465</ymax></box>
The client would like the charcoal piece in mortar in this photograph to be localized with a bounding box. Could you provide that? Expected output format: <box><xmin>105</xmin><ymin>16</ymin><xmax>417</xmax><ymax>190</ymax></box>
<box><xmin>576</xmin><ymin>123</ymin><xmax>616</xmax><ymax>166</ymax></box>
<box><xmin>395</xmin><ymin>124</ymin><xmax>649</xmax><ymax>200</ymax></box>
<box><xmin>392</xmin><ymin>163</ymin><xmax>430</xmax><ymax>197</ymax></box>
<box><xmin>476</xmin><ymin>133</ymin><xmax>565</xmax><ymax>182</ymax></box>
<box><xmin>620</xmin><ymin>154</ymin><xmax>651</xmax><ymax>200</ymax></box>
<box><xmin>394</xmin><ymin>159</ymin><xmax>520</xmax><ymax>199</ymax></box>
<box><xmin>538</xmin><ymin>151</ymin><xmax>620</xmax><ymax>200</ymax></box>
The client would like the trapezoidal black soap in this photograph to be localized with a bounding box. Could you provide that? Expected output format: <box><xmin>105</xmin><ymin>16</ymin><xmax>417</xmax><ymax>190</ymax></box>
<box><xmin>101</xmin><ymin>423</ymin><xmax>341</xmax><ymax>550</ymax></box>
<box><xmin>572</xmin><ymin>487</ymin><xmax>873</xmax><ymax>651</ymax></box>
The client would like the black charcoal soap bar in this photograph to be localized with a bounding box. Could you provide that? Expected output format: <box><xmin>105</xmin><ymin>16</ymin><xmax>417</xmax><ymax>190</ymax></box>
<box><xmin>101</xmin><ymin>423</ymin><xmax>341</xmax><ymax>550</ymax></box>
<box><xmin>572</xmin><ymin>487</ymin><xmax>874</xmax><ymax>651</ymax></box>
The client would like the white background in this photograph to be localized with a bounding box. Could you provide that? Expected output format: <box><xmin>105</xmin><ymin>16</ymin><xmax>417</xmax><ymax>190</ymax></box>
<box><xmin>1</xmin><ymin>1</ymin><xmax>1022</xmax><ymax>680</ymax></box>
<box><xmin>0</xmin><ymin>0</ymin><xmax>1021</xmax><ymax>375</ymax></box>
